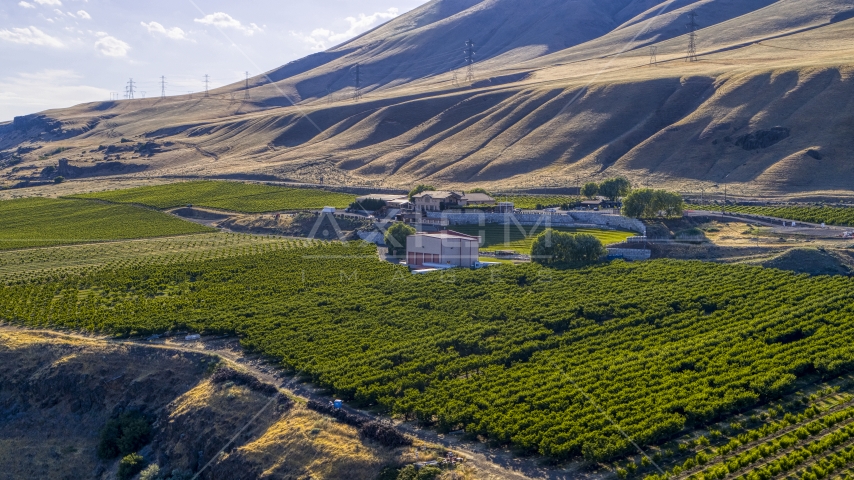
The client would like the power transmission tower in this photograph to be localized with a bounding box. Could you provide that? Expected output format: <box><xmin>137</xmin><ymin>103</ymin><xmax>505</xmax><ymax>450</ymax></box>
<box><xmin>451</xmin><ymin>68</ymin><xmax>460</xmax><ymax>87</ymax></box>
<box><xmin>126</xmin><ymin>78</ymin><xmax>135</xmax><ymax>99</ymax></box>
<box><xmin>243</xmin><ymin>71</ymin><xmax>250</xmax><ymax>100</ymax></box>
<box><xmin>686</xmin><ymin>12</ymin><xmax>699</xmax><ymax>62</ymax></box>
<box><xmin>160</xmin><ymin>76</ymin><xmax>167</xmax><ymax>98</ymax></box>
<box><xmin>140</xmin><ymin>91</ymin><xmax>146</xmax><ymax>99</ymax></box>
<box><xmin>464</xmin><ymin>39</ymin><xmax>476</xmax><ymax>82</ymax></box>
<box><xmin>203</xmin><ymin>74</ymin><xmax>210</xmax><ymax>97</ymax></box>
<box><xmin>649</xmin><ymin>46</ymin><xmax>658</xmax><ymax>66</ymax></box>
<box><xmin>352</xmin><ymin>64</ymin><xmax>362</xmax><ymax>101</ymax></box>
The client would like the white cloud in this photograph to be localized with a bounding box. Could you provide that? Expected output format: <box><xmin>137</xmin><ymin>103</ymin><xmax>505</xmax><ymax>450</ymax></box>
<box><xmin>194</xmin><ymin>12</ymin><xmax>262</xmax><ymax>36</ymax></box>
<box><xmin>18</xmin><ymin>1</ymin><xmax>35</xmax><ymax>8</ymax></box>
<box><xmin>94</xmin><ymin>35</ymin><xmax>129</xmax><ymax>57</ymax></box>
<box><xmin>34</xmin><ymin>0</ymin><xmax>61</xmax><ymax>5</ymax></box>
<box><xmin>292</xmin><ymin>8</ymin><xmax>398</xmax><ymax>50</ymax></box>
<box><xmin>141</xmin><ymin>21</ymin><xmax>187</xmax><ymax>40</ymax></box>
<box><xmin>0</xmin><ymin>26</ymin><xmax>64</xmax><ymax>47</ymax></box>
<box><xmin>0</xmin><ymin>69</ymin><xmax>109</xmax><ymax>121</ymax></box>
<box><xmin>76</xmin><ymin>10</ymin><xmax>90</xmax><ymax>19</ymax></box>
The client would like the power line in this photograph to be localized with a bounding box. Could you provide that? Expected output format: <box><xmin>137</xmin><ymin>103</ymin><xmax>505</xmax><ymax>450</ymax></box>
<box><xmin>464</xmin><ymin>39</ymin><xmax>476</xmax><ymax>82</ymax></box>
<box><xmin>160</xmin><ymin>76</ymin><xmax>167</xmax><ymax>98</ymax></box>
<box><xmin>203</xmin><ymin>74</ymin><xmax>210</xmax><ymax>97</ymax></box>
<box><xmin>244</xmin><ymin>71</ymin><xmax>251</xmax><ymax>100</ymax></box>
<box><xmin>649</xmin><ymin>45</ymin><xmax>658</xmax><ymax>66</ymax></box>
<box><xmin>686</xmin><ymin>12</ymin><xmax>699</xmax><ymax>62</ymax></box>
<box><xmin>126</xmin><ymin>78</ymin><xmax>136</xmax><ymax>99</ymax></box>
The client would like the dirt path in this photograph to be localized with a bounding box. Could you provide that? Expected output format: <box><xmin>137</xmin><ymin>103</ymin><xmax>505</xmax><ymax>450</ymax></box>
<box><xmin>0</xmin><ymin>325</ymin><xmax>587</xmax><ymax>480</ymax></box>
<box><xmin>686</xmin><ymin>211</ymin><xmax>850</xmax><ymax>238</ymax></box>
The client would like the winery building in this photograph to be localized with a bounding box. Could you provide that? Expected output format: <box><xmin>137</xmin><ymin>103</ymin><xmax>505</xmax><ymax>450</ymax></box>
<box><xmin>405</xmin><ymin>230</ymin><xmax>481</xmax><ymax>268</ymax></box>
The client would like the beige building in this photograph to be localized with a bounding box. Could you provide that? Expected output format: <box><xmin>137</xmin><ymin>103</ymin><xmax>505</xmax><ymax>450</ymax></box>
<box><xmin>411</xmin><ymin>191</ymin><xmax>495</xmax><ymax>211</ymax></box>
<box><xmin>411</xmin><ymin>191</ymin><xmax>461</xmax><ymax>212</ymax></box>
<box><xmin>406</xmin><ymin>230</ymin><xmax>481</xmax><ymax>268</ymax></box>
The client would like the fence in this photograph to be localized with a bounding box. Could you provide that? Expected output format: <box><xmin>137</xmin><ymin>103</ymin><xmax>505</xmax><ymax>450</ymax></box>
<box><xmin>426</xmin><ymin>212</ymin><xmax>646</xmax><ymax>235</ymax></box>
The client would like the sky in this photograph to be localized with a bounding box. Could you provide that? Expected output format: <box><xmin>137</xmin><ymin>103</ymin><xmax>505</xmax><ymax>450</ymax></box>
<box><xmin>0</xmin><ymin>0</ymin><xmax>429</xmax><ymax>122</ymax></box>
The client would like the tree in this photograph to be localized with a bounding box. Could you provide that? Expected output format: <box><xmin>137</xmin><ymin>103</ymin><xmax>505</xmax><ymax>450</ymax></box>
<box><xmin>467</xmin><ymin>187</ymin><xmax>491</xmax><ymax>195</ymax></box>
<box><xmin>97</xmin><ymin>412</ymin><xmax>152</xmax><ymax>460</ymax></box>
<box><xmin>531</xmin><ymin>229</ymin><xmax>606</xmax><ymax>267</ymax></box>
<box><xmin>117</xmin><ymin>453</ymin><xmax>146</xmax><ymax>480</ymax></box>
<box><xmin>599</xmin><ymin>177</ymin><xmax>632</xmax><ymax>201</ymax></box>
<box><xmin>384</xmin><ymin>222</ymin><xmax>416</xmax><ymax>255</ymax></box>
<box><xmin>350</xmin><ymin>198</ymin><xmax>386</xmax><ymax>212</ymax></box>
<box><xmin>408</xmin><ymin>184</ymin><xmax>435</xmax><ymax>200</ymax></box>
<box><xmin>622</xmin><ymin>189</ymin><xmax>684</xmax><ymax>219</ymax></box>
<box><xmin>582</xmin><ymin>182</ymin><xmax>600</xmax><ymax>199</ymax></box>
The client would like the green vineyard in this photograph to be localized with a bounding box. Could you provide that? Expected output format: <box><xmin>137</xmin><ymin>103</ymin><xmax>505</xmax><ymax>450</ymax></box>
<box><xmin>687</xmin><ymin>204</ymin><xmax>854</xmax><ymax>227</ymax></box>
<box><xmin>0</xmin><ymin>197</ymin><xmax>212</xmax><ymax>250</ymax></box>
<box><xmin>71</xmin><ymin>181</ymin><xmax>356</xmax><ymax>213</ymax></box>
<box><xmin>495</xmin><ymin>194</ymin><xmax>581</xmax><ymax>210</ymax></box>
<box><xmin>3</xmin><ymin>243</ymin><xmax>854</xmax><ymax>463</ymax></box>
<box><xmin>0</xmin><ymin>233</ymin><xmax>311</xmax><ymax>283</ymax></box>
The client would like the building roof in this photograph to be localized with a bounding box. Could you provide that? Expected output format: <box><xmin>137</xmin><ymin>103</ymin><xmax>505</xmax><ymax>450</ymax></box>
<box><xmin>411</xmin><ymin>191</ymin><xmax>461</xmax><ymax>200</ymax></box>
<box><xmin>355</xmin><ymin>194</ymin><xmax>409</xmax><ymax>203</ymax></box>
<box><xmin>461</xmin><ymin>192</ymin><xmax>495</xmax><ymax>203</ymax></box>
<box><xmin>410</xmin><ymin>230</ymin><xmax>480</xmax><ymax>241</ymax></box>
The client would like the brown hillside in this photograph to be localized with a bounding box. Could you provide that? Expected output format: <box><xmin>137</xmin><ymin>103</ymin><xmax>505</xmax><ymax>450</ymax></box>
<box><xmin>0</xmin><ymin>329</ymin><xmax>436</xmax><ymax>480</ymax></box>
<box><xmin>1</xmin><ymin>0</ymin><xmax>853</xmax><ymax>195</ymax></box>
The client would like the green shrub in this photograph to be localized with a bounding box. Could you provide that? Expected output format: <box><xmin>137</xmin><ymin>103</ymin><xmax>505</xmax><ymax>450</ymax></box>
<box><xmin>396</xmin><ymin>464</ymin><xmax>443</xmax><ymax>480</ymax></box>
<box><xmin>54</xmin><ymin>176</ymin><xmax>65</xmax><ymax>184</ymax></box>
<box><xmin>97</xmin><ymin>412</ymin><xmax>152</xmax><ymax>459</ymax></box>
<box><xmin>117</xmin><ymin>453</ymin><xmax>146</xmax><ymax>480</ymax></box>
<box><xmin>139</xmin><ymin>464</ymin><xmax>161</xmax><ymax>480</ymax></box>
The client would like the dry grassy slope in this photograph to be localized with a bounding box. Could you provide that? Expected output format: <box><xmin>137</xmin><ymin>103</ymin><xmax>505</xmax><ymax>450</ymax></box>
<box><xmin>0</xmin><ymin>330</ymin><xmax>428</xmax><ymax>480</ymax></box>
<box><xmin>2</xmin><ymin>0</ymin><xmax>854</xmax><ymax>195</ymax></box>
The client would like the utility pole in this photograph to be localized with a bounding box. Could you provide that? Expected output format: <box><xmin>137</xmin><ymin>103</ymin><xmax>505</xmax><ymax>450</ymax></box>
<box><xmin>686</xmin><ymin>12</ymin><xmax>699</xmax><ymax>62</ymax></box>
<box><xmin>203</xmin><ymin>74</ymin><xmax>210</xmax><ymax>97</ymax></box>
<box><xmin>649</xmin><ymin>46</ymin><xmax>658</xmax><ymax>66</ymax></box>
<box><xmin>244</xmin><ymin>72</ymin><xmax>250</xmax><ymax>100</ymax></box>
<box><xmin>723</xmin><ymin>184</ymin><xmax>727</xmax><ymax>214</ymax></box>
<box><xmin>160</xmin><ymin>76</ymin><xmax>167</xmax><ymax>98</ymax></box>
<box><xmin>352</xmin><ymin>64</ymin><xmax>362</xmax><ymax>101</ymax></box>
<box><xmin>464</xmin><ymin>39</ymin><xmax>476</xmax><ymax>82</ymax></box>
<box><xmin>126</xmin><ymin>78</ymin><xmax>135</xmax><ymax>99</ymax></box>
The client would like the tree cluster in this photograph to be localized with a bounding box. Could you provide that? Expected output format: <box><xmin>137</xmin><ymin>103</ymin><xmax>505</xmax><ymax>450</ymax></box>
<box><xmin>350</xmin><ymin>198</ymin><xmax>387</xmax><ymax>212</ymax></box>
<box><xmin>408</xmin><ymin>184</ymin><xmax>436</xmax><ymax>200</ymax></box>
<box><xmin>531</xmin><ymin>229</ymin><xmax>606</xmax><ymax>267</ymax></box>
<box><xmin>622</xmin><ymin>189</ymin><xmax>684</xmax><ymax>219</ymax></box>
<box><xmin>581</xmin><ymin>177</ymin><xmax>632</xmax><ymax>201</ymax></box>
<box><xmin>384</xmin><ymin>222</ymin><xmax>416</xmax><ymax>255</ymax></box>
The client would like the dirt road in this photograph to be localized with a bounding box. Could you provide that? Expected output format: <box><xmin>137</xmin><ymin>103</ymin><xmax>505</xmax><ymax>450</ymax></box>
<box><xmin>0</xmin><ymin>325</ymin><xmax>589</xmax><ymax>480</ymax></box>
